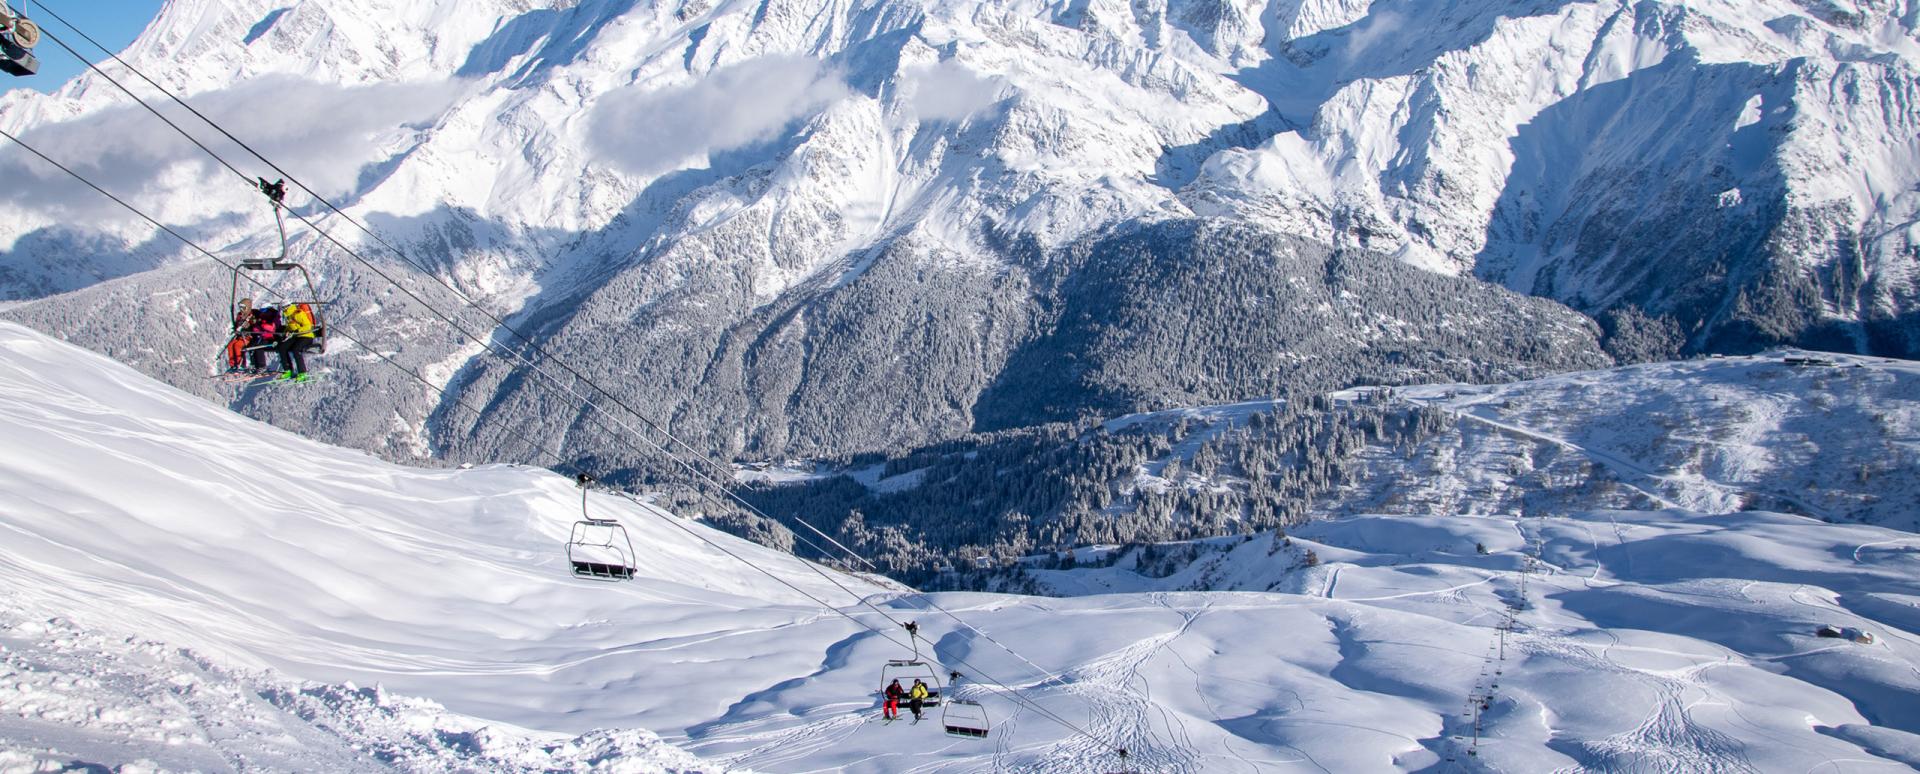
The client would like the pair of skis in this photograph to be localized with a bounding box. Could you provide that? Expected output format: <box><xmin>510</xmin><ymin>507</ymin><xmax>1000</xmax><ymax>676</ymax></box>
<box><xmin>209</xmin><ymin>369</ymin><xmax>323</xmax><ymax>384</ymax></box>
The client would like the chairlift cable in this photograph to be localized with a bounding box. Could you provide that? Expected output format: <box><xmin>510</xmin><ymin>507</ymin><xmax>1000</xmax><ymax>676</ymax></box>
<box><xmin>43</xmin><ymin>0</ymin><xmax>861</xmax><ymax>593</ymax></box>
<box><xmin>0</xmin><ymin>126</ymin><xmax>567</xmax><ymax>472</ymax></box>
<box><xmin>26</xmin><ymin>15</ymin><xmax>1142</xmax><ymax>761</ymax></box>
<box><xmin>5</xmin><ymin>122</ymin><xmax>1137</xmax><ymax>774</ymax></box>
<box><xmin>13</xmin><ymin>103</ymin><xmax>1132</xmax><ymax>755</ymax></box>
<box><xmin>34</xmin><ymin>0</ymin><xmax>883</xmax><ymax>575</ymax></box>
<box><xmin>41</xmin><ymin>5</ymin><xmax>1072</xmax><ymax>704</ymax></box>
<box><xmin>3</xmin><ymin>120</ymin><xmax>1136</xmax><ymax>768</ymax></box>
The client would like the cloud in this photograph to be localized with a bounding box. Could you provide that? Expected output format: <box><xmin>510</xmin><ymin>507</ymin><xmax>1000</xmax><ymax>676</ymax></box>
<box><xmin>899</xmin><ymin>61</ymin><xmax>1004</xmax><ymax>121</ymax></box>
<box><xmin>1345</xmin><ymin>10</ymin><xmax>1407</xmax><ymax>64</ymax></box>
<box><xmin>0</xmin><ymin>76</ymin><xmax>463</xmax><ymax>225</ymax></box>
<box><xmin>588</xmin><ymin>55</ymin><xmax>849</xmax><ymax>176</ymax></box>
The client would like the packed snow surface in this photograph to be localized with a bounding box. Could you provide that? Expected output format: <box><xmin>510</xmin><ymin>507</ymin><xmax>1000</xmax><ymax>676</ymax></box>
<box><xmin>4</xmin><ymin>321</ymin><xmax>1920</xmax><ymax>772</ymax></box>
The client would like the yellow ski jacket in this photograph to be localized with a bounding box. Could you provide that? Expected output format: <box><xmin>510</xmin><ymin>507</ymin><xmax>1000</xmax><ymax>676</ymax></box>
<box><xmin>282</xmin><ymin>304</ymin><xmax>316</xmax><ymax>338</ymax></box>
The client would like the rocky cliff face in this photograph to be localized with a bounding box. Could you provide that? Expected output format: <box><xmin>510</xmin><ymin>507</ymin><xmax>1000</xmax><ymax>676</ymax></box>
<box><xmin>1</xmin><ymin>0</ymin><xmax>1913</xmax><ymax>465</ymax></box>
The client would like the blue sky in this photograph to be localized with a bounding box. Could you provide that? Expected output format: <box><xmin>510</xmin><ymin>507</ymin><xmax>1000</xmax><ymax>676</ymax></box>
<box><xmin>8</xmin><ymin>0</ymin><xmax>166</xmax><ymax>93</ymax></box>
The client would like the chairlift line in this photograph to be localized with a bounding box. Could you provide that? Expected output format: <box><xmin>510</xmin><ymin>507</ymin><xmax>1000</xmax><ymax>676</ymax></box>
<box><xmin>8</xmin><ymin>109</ymin><xmax>1143</xmax><ymax>774</ymax></box>
<box><xmin>22</xmin><ymin>11</ymin><xmax>1149</xmax><ymax>764</ymax></box>
<box><xmin>37</xmin><ymin>7</ymin><xmax>1086</xmax><ymax>743</ymax></box>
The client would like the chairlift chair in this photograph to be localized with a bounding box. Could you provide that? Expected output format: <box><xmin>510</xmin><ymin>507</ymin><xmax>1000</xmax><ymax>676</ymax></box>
<box><xmin>878</xmin><ymin>622</ymin><xmax>945</xmax><ymax>707</ymax></box>
<box><xmin>879</xmin><ymin>658</ymin><xmax>943</xmax><ymax>707</ymax></box>
<box><xmin>227</xmin><ymin>179</ymin><xmax>328</xmax><ymax>348</ymax></box>
<box><xmin>568</xmin><ymin>520</ymin><xmax>637</xmax><ymax>581</ymax></box>
<box><xmin>0</xmin><ymin>2</ymin><xmax>40</xmax><ymax>77</ymax></box>
<box><xmin>568</xmin><ymin>474</ymin><xmax>637</xmax><ymax>581</ymax></box>
<box><xmin>941</xmin><ymin>699</ymin><xmax>989</xmax><ymax>739</ymax></box>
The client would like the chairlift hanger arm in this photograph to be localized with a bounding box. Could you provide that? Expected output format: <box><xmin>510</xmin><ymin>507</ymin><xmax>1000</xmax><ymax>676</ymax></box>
<box><xmin>0</xmin><ymin>2</ymin><xmax>37</xmax><ymax>77</ymax></box>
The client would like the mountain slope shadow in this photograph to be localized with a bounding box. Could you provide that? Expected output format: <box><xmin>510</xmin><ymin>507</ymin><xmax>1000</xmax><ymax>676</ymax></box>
<box><xmin>1472</xmin><ymin>52</ymin><xmax>1892</xmax><ymax>356</ymax></box>
<box><xmin>972</xmin><ymin>219</ymin><xmax>1610</xmax><ymax>433</ymax></box>
<box><xmin>458</xmin><ymin>0</ymin><xmax>649</xmax><ymax>84</ymax></box>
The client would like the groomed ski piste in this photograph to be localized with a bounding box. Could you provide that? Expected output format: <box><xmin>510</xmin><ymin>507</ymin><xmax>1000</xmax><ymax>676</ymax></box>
<box><xmin>3</xmin><ymin>319</ymin><xmax>1919</xmax><ymax>773</ymax></box>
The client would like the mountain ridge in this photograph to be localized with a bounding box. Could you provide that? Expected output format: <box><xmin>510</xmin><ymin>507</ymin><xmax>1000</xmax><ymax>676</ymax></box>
<box><xmin>2</xmin><ymin>0</ymin><xmax>1916</xmax><ymax>468</ymax></box>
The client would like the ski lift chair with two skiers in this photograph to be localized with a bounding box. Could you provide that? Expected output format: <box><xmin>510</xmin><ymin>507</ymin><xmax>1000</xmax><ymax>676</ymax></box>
<box><xmin>879</xmin><ymin>621</ymin><xmax>943</xmax><ymax>709</ymax></box>
<box><xmin>568</xmin><ymin>473</ymin><xmax>637</xmax><ymax>581</ymax></box>
<box><xmin>1</xmin><ymin>2</ymin><xmax>40</xmax><ymax>77</ymax></box>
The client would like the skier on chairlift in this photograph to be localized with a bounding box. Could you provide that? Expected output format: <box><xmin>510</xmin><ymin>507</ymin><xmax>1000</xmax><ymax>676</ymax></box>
<box><xmin>275</xmin><ymin>301</ymin><xmax>317</xmax><ymax>381</ymax></box>
<box><xmin>883</xmin><ymin>679</ymin><xmax>904</xmax><ymax>721</ymax></box>
<box><xmin>909</xmin><ymin>678</ymin><xmax>931</xmax><ymax>722</ymax></box>
<box><xmin>248</xmin><ymin>306</ymin><xmax>279</xmax><ymax>372</ymax></box>
<box><xmin>223</xmin><ymin>299</ymin><xmax>256</xmax><ymax>373</ymax></box>
<box><xmin>258</xmin><ymin>177</ymin><xmax>286</xmax><ymax>206</ymax></box>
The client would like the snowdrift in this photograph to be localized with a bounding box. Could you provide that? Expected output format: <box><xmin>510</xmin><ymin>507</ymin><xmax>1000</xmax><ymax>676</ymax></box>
<box><xmin>4</xmin><ymin>322</ymin><xmax>1920</xmax><ymax>773</ymax></box>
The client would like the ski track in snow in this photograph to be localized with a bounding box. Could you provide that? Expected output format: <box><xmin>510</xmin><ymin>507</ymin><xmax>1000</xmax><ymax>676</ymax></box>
<box><xmin>1853</xmin><ymin>537</ymin><xmax>1920</xmax><ymax>564</ymax></box>
<box><xmin>1038</xmin><ymin>593</ymin><xmax>1206</xmax><ymax>774</ymax></box>
<box><xmin>1161</xmin><ymin>633</ymin><xmax>1271</xmax><ymax>773</ymax></box>
<box><xmin>1448</xmin><ymin>405</ymin><xmax>1682</xmax><ymax>511</ymax></box>
<box><xmin>1547</xmin><ymin>626</ymin><xmax>1759</xmax><ymax>774</ymax></box>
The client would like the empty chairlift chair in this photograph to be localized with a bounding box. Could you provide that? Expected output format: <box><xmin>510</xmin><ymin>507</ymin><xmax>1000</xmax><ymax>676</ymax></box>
<box><xmin>567</xmin><ymin>474</ymin><xmax>637</xmax><ymax>581</ymax></box>
<box><xmin>942</xmin><ymin>699</ymin><xmax>989</xmax><ymax>739</ymax></box>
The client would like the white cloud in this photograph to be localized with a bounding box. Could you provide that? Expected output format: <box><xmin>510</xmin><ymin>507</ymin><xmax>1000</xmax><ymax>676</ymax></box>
<box><xmin>0</xmin><ymin>76</ymin><xmax>463</xmax><ymax>222</ymax></box>
<box><xmin>1346</xmin><ymin>10</ymin><xmax>1407</xmax><ymax>64</ymax></box>
<box><xmin>587</xmin><ymin>55</ymin><xmax>849</xmax><ymax>176</ymax></box>
<box><xmin>900</xmin><ymin>60</ymin><xmax>1003</xmax><ymax>121</ymax></box>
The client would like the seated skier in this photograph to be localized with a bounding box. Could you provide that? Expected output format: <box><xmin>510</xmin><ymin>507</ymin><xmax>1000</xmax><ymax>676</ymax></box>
<box><xmin>882</xmin><ymin>679</ymin><xmax>904</xmax><ymax>721</ymax></box>
<box><xmin>223</xmin><ymin>301</ymin><xmax>256</xmax><ymax>373</ymax></box>
<box><xmin>274</xmin><ymin>302</ymin><xmax>317</xmax><ymax>381</ymax></box>
<box><xmin>247</xmin><ymin>306</ymin><xmax>280</xmax><ymax>373</ymax></box>
<box><xmin>908</xmin><ymin>679</ymin><xmax>930</xmax><ymax>721</ymax></box>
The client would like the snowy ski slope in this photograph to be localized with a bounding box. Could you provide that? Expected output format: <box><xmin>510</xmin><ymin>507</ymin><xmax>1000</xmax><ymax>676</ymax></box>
<box><xmin>1392</xmin><ymin>353</ymin><xmax>1920</xmax><ymax>530</ymax></box>
<box><xmin>3</xmin><ymin>321</ymin><xmax>1920</xmax><ymax>772</ymax></box>
<box><xmin>1074</xmin><ymin>350</ymin><xmax>1919</xmax><ymax>539</ymax></box>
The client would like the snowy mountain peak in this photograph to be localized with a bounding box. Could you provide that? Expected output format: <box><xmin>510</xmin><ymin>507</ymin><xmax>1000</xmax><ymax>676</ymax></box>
<box><xmin>4</xmin><ymin>0</ymin><xmax>1920</xmax><ymax>465</ymax></box>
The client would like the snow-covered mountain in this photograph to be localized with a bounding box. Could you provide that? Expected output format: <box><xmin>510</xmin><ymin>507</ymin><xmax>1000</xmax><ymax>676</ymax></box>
<box><xmin>4</xmin><ymin>322</ymin><xmax>1919</xmax><ymax>772</ymax></box>
<box><xmin>4</xmin><ymin>0</ymin><xmax>1918</xmax><ymax>467</ymax></box>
